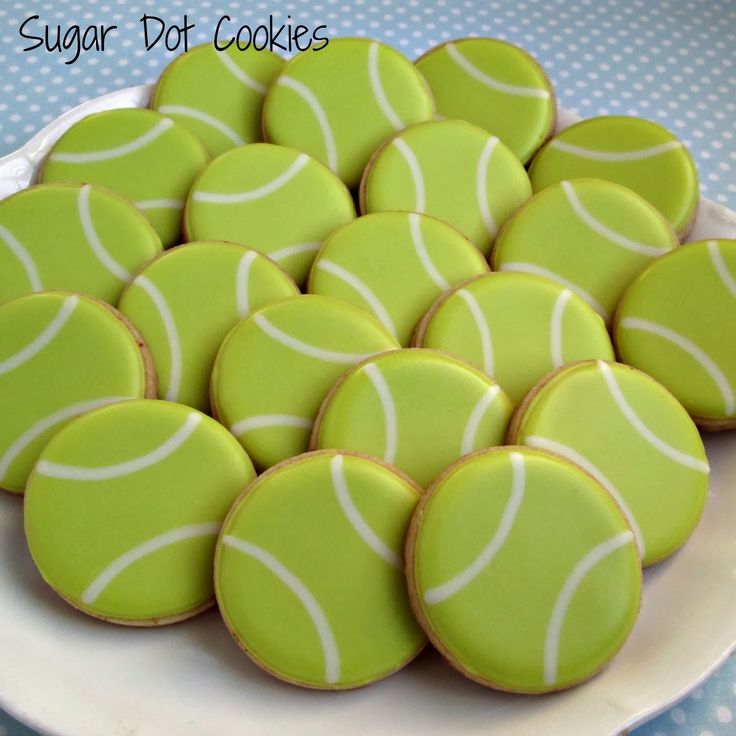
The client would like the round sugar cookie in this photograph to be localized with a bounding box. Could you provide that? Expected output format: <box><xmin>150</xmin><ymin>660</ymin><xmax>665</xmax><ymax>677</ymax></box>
<box><xmin>215</xmin><ymin>449</ymin><xmax>425</xmax><ymax>689</ymax></box>
<box><xmin>263</xmin><ymin>37</ymin><xmax>434</xmax><ymax>188</ymax></box>
<box><xmin>152</xmin><ymin>43</ymin><xmax>284</xmax><ymax>157</ymax></box>
<box><xmin>119</xmin><ymin>241</ymin><xmax>298</xmax><ymax>412</ymax></box>
<box><xmin>0</xmin><ymin>183</ymin><xmax>162</xmax><ymax>307</ymax></box>
<box><xmin>0</xmin><ymin>292</ymin><xmax>155</xmax><ymax>494</ymax></box>
<box><xmin>360</xmin><ymin>119</ymin><xmax>531</xmax><ymax>256</ymax></box>
<box><xmin>529</xmin><ymin>116</ymin><xmax>698</xmax><ymax>237</ymax></box>
<box><xmin>312</xmin><ymin>349</ymin><xmax>512</xmax><ymax>488</ymax></box>
<box><xmin>307</xmin><ymin>212</ymin><xmax>488</xmax><ymax>346</ymax></box>
<box><xmin>414</xmin><ymin>272</ymin><xmax>614</xmax><ymax>404</ymax></box>
<box><xmin>509</xmin><ymin>360</ymin><xmax>709</xmax><ymax>565</ymax></box>
<box><xmin>24</xmin><ymin>399</ymin><xmax>255</xmax><ymax>625</ymax></box>
<box><xmin>492</xmin><ymin>179</ymin><xmax>678</xmax><ymax>323</ymax></box>
<box><xmin>185</xmin><ymin>143</ymin><xmax>355</xmax><ymax>285</ymax></box>
<box><xmin>415</xmin><ymin>38</ymin><xmax>555</xmax><ymax>163</ymax></box>
<box><xmin>614</xmin><ymin>239</ymin><xmax>736</xmax><ymax>428</ymax></box>
<box><xmin>211</xmin><ymin>295</ymin><xmax>399</xmax><ymax>470</ymax></box>
<box><xmin>41</xmin><ymin>108</ymin><xmax>209</xmax><ymax>247</ymax></box>
<box><xmin>407</xmin><ymin>446</ymin><xmax>641</xmax><ymax>693</ymax></box>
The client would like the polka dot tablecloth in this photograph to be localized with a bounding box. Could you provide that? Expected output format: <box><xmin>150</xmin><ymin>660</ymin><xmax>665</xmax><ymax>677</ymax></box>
<box><xmin>0</xmin><ymin>1</ymin><xmax>734</xmax><ymax>734</ymax></box>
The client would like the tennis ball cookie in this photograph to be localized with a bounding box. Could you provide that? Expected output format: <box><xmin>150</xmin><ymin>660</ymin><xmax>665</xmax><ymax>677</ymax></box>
<box><xmin>529</xmin><ymin>116</ymin><xmax>698</xmax><ymax>238</ymax></box>
<box><xmin>118</xmin><ymin>241</ymin><xmax>298</xmax><ymax>412</ymax></box>
<box><xmin>360</xmin><ymin>119</ymin><xmax>531</xmax><ymax>256</ymax></box>
<box><xmin>185</xmin><ymin>143</ymin><xmax>355</xmax><ymax>285</ymax></box>
<box><xmin>614</xmin><ymin>239</ymin><xmax>736</xmax><ymax>428</ymax></box>
<box><xmin>215</xmin><ymin>450</ymin><xmax>425</xmax><ymax>689</ymax></box>
<box><xmin>152</xmin><ymin>43</ymin><xmax>284</xmax><ymax>157</ymax></box>
<box><xmin>492</xmin><ymin>179</ymin><xmax>678</xmax><ymax>323</ymax></box>
<box><xmin>415</xmin><ymin>38</ymin><xmax>555</xmax><ymax>163</ymax></box>
<box><xmin>407</xmin><ymin>446</ymin><xmax>641</xmax><ymax>693</ymax></box>
<box><xmin>414</xmin><ymin>272</ymin><xmax>614</xmax><ymax>404</ymax></box>
<box><xmin>307</xmin><ymin>212</ymin><xmax>488</xmax><ymax>346</ymax></box>
<box><xmin>263</xmin><ymin>37</ymin><xmax>434</xmax><ymax>189</ymax></box>
<box><xmin>24</xmin><ymin>399</ymin><xmax>255</xmax><ymax>625</ymax></box>
<box><xmin>41</xmin><ymin>108</ymin><xmax>209</xmax><ymax>247</ymax></box>
<box><xmin>312</xmin><ymin>349</ymin><xmax>512</xmax><ymax>488</ymax></box>
<box><xmin>211</xmin><ymin>295</ymin><xmax>399</xmax><ymax>470</ymax></box>
<box><xmin>0</xmin><ymin>183</ymin><xmax>162</xmax><ymax>307</ymax></box>
<box><xmin>0</xmin><ymin>292</ymin><xmax>155</xmax><ymax>494</ymax></box>
<box><xmin>509</xmin><ymin>360</ymin><xmax>709</xmax><ymax>566</ymax></box>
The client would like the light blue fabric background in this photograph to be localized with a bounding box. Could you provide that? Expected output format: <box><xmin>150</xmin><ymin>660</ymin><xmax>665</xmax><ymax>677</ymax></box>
<box><xmin>0</xmin><ymin>1</ymin><xmax>734</xmax><ymax>734</ymax></box>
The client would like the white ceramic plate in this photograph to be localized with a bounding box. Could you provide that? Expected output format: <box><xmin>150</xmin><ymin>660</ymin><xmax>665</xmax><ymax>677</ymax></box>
<box><xmin>0</xmin><ymin>88</ymin><xmax>735</xmax><ymax>736</ymax></box>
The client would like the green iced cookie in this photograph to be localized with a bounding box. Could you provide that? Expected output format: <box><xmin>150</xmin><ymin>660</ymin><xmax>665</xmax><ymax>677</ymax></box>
<box><xmin>407</xmin><ymin>446</ymin><xmax>641</xmax><ymax>692</ymax></box>
<box><xmin>41</xmin><ymin>108</ymin><xmax>209</xmax><ymax>247</ymax></box>
<box><xmin>313</xmin><ymin>349</ymin><xmax>512</xmax><ymax>488</ymax></box>
<box><xmin>263</xmin><ymin>37</ymin><xmax>434</xmax><ymax>188</ymax></box>
<box><xmin>415</xmin><ymin>38</ymin><xmax>555</xmax><ymax>163</ymax></box>
<box><xmin>118</xmin><ymin>241</ymin><xmax>298</xmax><ymax>412</ymax></box>
<box><xmin>215</xmin><ymin>450</ymin><xmax>425</xmax><ymax>689</ymax></box>
<box><xmin>185</xmin><ymin>143</ymin><xmax>355</xmax><ymax>285</ymax></box>
<box><xmin>615</xmin><ymin>240</ymin><xmax>736</xmax><ymax>427</ymax></box>
<box><xmin>307</xmin><ymin>212</ymin><xmax>488</xmax><ymax>346</ymax></box>
<box><xmin>360</xmin><ymin>119</ymin><xmax>531</xmax><ymax>255</ymax></box>
<box><xmin>152</xmin><ymin>43</ymin><xmax>284</xmax><ymax>157</ymax></box>
<box><xmin>25</xmin><ymin>399</ymin><xmax>255</xmax><ymax>624</ymax></box>
<box><xmin>414</xmin><ymin>272</ymin><xmax>614</xmax><ymax>404</ymax></box>
<box><xmin>0</xmin><ymin>292</ymin><xmax>154</xmax><ymax>494</ymax></box>
<box><xmin>529</xmin><ymin>116</ymin><xmax>698</xmax><ymax>237</ymax></box>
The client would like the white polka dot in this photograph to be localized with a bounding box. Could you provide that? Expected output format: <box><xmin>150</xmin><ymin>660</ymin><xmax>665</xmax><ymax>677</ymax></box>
<box><xmin>717</xmin><ymin>705</ymin><xmax>733</xmax><ymax>723</ymax></box>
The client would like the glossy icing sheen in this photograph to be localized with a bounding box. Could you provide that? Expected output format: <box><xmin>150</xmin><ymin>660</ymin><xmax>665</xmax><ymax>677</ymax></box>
<box><xmin>313</xmin><ymin>349</ymin><xmax>512</xmax><ymax>488</ymax></box>
<box><xmin>152</xmin><ymin>43</ymin><xmax>284</xmax><ymax>157</ymax></box>
<box><xmin>0</xmin><ymin>183</ymin><xmax>162</xmax><ymax>306</ymax></box>
<box><xmin>0</xmin><ymin>292</ymin><xmax>149</xmax><ymax>494</ymax></box>
<box><xmin>215</xmin><ymin>450</ymin><xmax>425</xmax><ymax>689</ymax></box>
<box><xmin>408</xmin><ymin>447</ymin><xmax>641</xmax><ymax>692</ymax></box>
<box><xmin>263</xmin><ymin>38</ymin><xmax>434</xmax><ymax>188</ymax></box>
<box><xmin>41</xmin><ymin>108</ymin><xmax>210</xmax><ymax>247</ymax></box>
<box><xmin>119</xmin><ymin>241</ymin><xmax>297</xmax><ymax>412</ymax></box>
<box><xmin>185</xmin><ymin>143</ymin><xmax>355</xmax><ymax>285</ymax></box>
<box><xmin>529</xmin><ymin>116</ymin><xmax>698</xmax><ymax>236</ymax></box>
<box><xmin>361</xmin><ymin>119</ymin><xmax>531</xmax><ymax>256</ymax></box>
<box><xmin>308</xmin><ymin>212</ymin><xmax>488</xmax><ymax>346</ymax></box>
<box><xmin>25</xmin><ymin>400</ymin><xmax>255</xmax><ymax>623</ymax></box>
<box><xmin>512</xmin><ymin>361</ymin><xmax>709</xmax><ymax>565</ymax></box>
<box><xmin>615</xmin><ymin>240</ymin><xmax>736</xmax><ymax>423</ymax></box>
<box><xmin>415</xmin><ymin>38</ymin><xmax>555</xmax><ymax>163</ymax></box>
<box><xmin>492</xmin><ymin>178</ymin><xmax>678</xmax><ymax>323</ymax></box>
<box><xmin>211</xmin><ymin>295</ymin><xmax>399</xmax><ymax>470</ymax></box>
<box><xmin>415</xmin><ymin>272</ymin><xmax>614</xmax><ymax>404</ymax></box>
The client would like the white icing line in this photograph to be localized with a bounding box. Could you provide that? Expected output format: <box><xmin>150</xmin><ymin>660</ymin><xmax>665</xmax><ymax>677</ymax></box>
<box><xmin>424</xmin><ymin>452</ymin><xmax>525</xmax><ymax>604</ymax></box>
<box><xmin>36</xmin><ymin>413</ymin><xmax>201</xmax><ymax>481</ymax></box>
<box><xmin>456</xmin><ymin>288</ymin><xmax>494</xmax><ymax>376</ymax></box>
<box><xmin>550</xmin><ymin>139</ymin><xmax>683</xmax><ymax>162</ymax></box>
<box><xmin>543</xmin><ymin>530</ymin><xmax>633</xmax><ymax>686</ymax></box>
<box><xmin>0</xmin><ymin>224</ymin><xmax>42</xmax><ymax>292</ymax></box>
<box><xmin>158</xmin><ymin>104</ymin><xmax>245</xmax><ymax>146</ymax></box>
<box><xmin>392</xmin><ymin>138</ymin><xmax>425</xmax><ymax>212</ymax></box>
<box><xmin>368</xmin><ymin>41</ymin><xmax>403</xmax><ymax>130</ymax></box>
<box><xmin>476</xmin><ymin>136</ymin><xmax>499</xmax><ymax>238</ymax></box>
<box><xmin>217</xmin><ymin>52</ymin><xmax>267</xmax><ymax>95</ymax></box>
<box><xmin>364</xmin><ymin>362</ymin><xmax>398</xmax><ymax>464</ymax></box>
<box><xmin>708</xmin><ymin>240</ymin><xmax>736</xmax><ymax>298</ymax></box>
<box><xmin>135</xmin><ymin>199</ymin><xmax>184</xmax><ymax>210</ymax></box>
<box><xmin>235</xmin><ymin>250</ymin><xmax>258</xmax><ymax>318</ymax></box>
<box><xmin>223</xmin><ymin>535</ymin><xmax>340</xmax><ymax>684</ymax></box>
<box><xmin>82</xmin><ymin>522</ymin><xmax>220</xmax><ymax>605</ymax></box>
<box><xmin>550</xmin><ymin>289</ymin><xmax>572</xmax><ymax>369</ymax></box>
<box><xmin>78</xmin><ymin>185</ymin><xmax>130</xmax><ymax>281</ymax></box>
<box><xmin>230</xmin><ymin>414</ymin><xmax>312</xmax><ymax>436</ymax></box>
<box><xmin>269</xmin><ymin>241</ymin><xmax>321</xmax><ymax>263</ymax></box>
<box><xmin>460</xmin><ymin>385</ymin><xmax>501</xmax><ymax>455</ymax></box>
<box><xmin>0</xmin><ymin>295</ymin><xmax>77</xmax><ymax>376</ymax></box>
<box><xmin>409</xmin><ymin>213</ymin><xmax>449</xmax><ymax>290</ymax></box>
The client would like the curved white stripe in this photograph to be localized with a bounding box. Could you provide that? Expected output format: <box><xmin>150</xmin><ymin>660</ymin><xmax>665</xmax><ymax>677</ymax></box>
<box><xmin>550</xmin><ymin>289</ymin><xmax>572</xmax><ymax>368</ymax></box>
<box><xmin>82</xmin><ymin>522</ymin><xmax>220</xmax><ymax>604</ymax></box>
<box><xmin>135</xmin><ymin>199</ymin><xmax>184</xmax><ymax>211</ymax></box>
<box><xmin>550</xmin><ymin>139</ymin><xmax>682</xmax><ymax>162</ymax></box>
<box><xmin>78</xmin><ymin>185</ymin><xmax>130</xmax><ymax>281</ymax></box>
<box><xmin>49</xmin><ymin>119</ymin><xmax>173</xmax><ymax>163</ymax></box>
<box><xmin>364</xmin><ymin>362</ymin><xmax>398</xmax><ymax>464</ymax></box>
<box><xmin>269</xmin><ymin>241</ymin><xmax>321</xmax><ymax>263</ymax></box>
<box><xmin>561</xmin><ymin>181</ymin><xmax>670</xmax><ymax>258</ymax></box>
<box><xmin>543</xmin><ymin>531</ymin><xmax>633</xmax><ymax>686</ymax></box>
<box><xmin>446</xmin><ymin>43</ymin><xmax>551</xmax><ymax>99</ymax></box>
<box><xmin>37</xmin><ymin>413</ymin><xmax>201</xmax><ymax>481</ymax></box>
<box><xmin>316</xmin><ymin>260</ymin><xmax>397</xmax><ymax>338</ymax></box>
<box><xmin>223</xmin><ymin>535</ymin><xmax>340</xmax><ymax>684</ymax></box>
<box><xmin>620</xmin><ymin>317</ymin><xmax>735</xmax><ymax>416</ymax></box>
<box><xmin>708</xmin><ymin>240</ymin><xmax>736</xmax><ymax>298</ymax></box>
<box><xmin>0</xmin><ymin>295</ymin><xmax>77</xmax><ymax>375</ymax></box>
<box><xmin>392</xmin><ymin>138</ymin><xmax>425</xmax><ymax>212</ymax></box>
<box><xmin>235</xmin><ymin>250</ymin><xmax>258</xmax><ymax>318</ymax></box>
<box><xmin>424</xmin><ymin>452</ymin><xmax>525</xmax><ymax>604</ymax></box>
<box><xmin>476</xmin><ymin>136</ymin><xmax>499</xmax><ymax>238</ymax></box>
<box><xmin>231</xmin><ymin>414</ymin><xmax>312</xmax><ymax>436</ymax></box>
<box><xmin>408</xmin><ymin>213</ymin><xmax>449</xmax><ymax>290</ymax></box>
<box><xmin>217</xmin><ymin>52</ymin><xmax>267</xmax><ymax>94</ymax></box>
<box><xmin>158</xmin><ymin>104</ymin><xmax>245</xmax><ymax>146</ymax></box>
<box><xmin>460</xmin><ymin>385</ymin><xmax>501</xmax><ymax>455</ymax></box>
<box><xmin>330</xmin><ymin>455</ymin><xmax>401</xmax><ymax>568</ymax></box>
<box><xmin>368</xmin><ymin>42</ymin><xmax>403</xmax><ymax>130</ymax></box>
<box><xmin>0</xmin><ymin>224</ymin><xmax>42</xmax><ymax>292</ymax></box>
<box><xmin>457</xmin><ymin>288</ymin><xmax>494</xmax><ymax>376</ymax></box>
<box><xmin>278</xmin><ymin>77</ymin><xmax>337</xmax><ymax>172</ymax></box>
